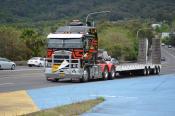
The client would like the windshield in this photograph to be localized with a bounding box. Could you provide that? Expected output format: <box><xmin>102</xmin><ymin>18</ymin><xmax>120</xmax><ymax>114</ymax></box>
<box><xmin>0</xmin><ymin>58</ymin><xmax>11</xmax><ymax>62</ymax></box>
<box><xmin>48</xmin><ymin>38</ymin><xmax>83</xmax><ymax>48</ymax></box>
<box><xmin>56</xmin><ymin>26</ymin><xmax>89</xmax><ymax>33</ymax></box>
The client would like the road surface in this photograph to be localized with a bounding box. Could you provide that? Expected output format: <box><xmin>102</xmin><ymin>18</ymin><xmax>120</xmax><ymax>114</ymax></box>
<box><xmin>161</xmin><ymin>45</ymin><xmax>175</xmax><ymax>74</ymax></box>
<box><xmin>0</xmin><ymin>46</ymin><xmax>175</xmax><ymax>92</ymax></box>
<box><xmin>0</xmin><ymin>66</ymin><xmax>75</xmax><ymax>92</ymax></box>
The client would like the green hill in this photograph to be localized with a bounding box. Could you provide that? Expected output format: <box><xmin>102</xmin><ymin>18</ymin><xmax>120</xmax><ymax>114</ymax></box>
<box><xmin>1</xmin><ymin>0</ymin><xmax>175</xmax><ymax>24</ymax></box>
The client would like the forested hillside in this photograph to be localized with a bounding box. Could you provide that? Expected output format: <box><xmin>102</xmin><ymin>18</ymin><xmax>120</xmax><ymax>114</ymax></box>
<box><xmin>1</xmin><ymin>0</ymin><xmax>175</xmax><ymax>24</ymax></box>
<box><xmin>0</xmin><ymin>0</ymin><xmax>175</xmax><ymax>61</ymax></box>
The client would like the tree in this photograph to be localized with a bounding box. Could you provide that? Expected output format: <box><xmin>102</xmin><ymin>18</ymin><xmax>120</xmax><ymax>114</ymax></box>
<box><xmin>0</xmin><ymin>26</ymin><xmax>29</xmax><ymax>60</ymax></box>
<box><xmin>20</xmin><ymin>29</ymin><xmax>46</xmax><ymax>57</ymax></box>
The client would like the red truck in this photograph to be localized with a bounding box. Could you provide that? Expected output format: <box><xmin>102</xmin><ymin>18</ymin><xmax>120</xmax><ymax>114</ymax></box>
<box><xmin>44</xmin><ymin>20</ymin><xmax>161</xmax><ymax>82</ymax></box>
<box><xmin>45</xmin><ymin>20</ymin><xmax>115</xmax><ymax>82</ymax></box>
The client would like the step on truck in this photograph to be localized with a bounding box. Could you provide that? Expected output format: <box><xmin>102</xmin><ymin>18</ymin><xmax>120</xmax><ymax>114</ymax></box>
<box><xmin>44</xmin><ymin>20</ymin><xmax>161</xmax><ymax>82</ymax></box>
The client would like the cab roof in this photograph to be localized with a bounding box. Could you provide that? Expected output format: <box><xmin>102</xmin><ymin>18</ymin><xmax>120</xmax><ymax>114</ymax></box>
<box><xmin>55</xmin><ymin>26</ymin><xmax>95</xmax><ymax>34</ymax></box>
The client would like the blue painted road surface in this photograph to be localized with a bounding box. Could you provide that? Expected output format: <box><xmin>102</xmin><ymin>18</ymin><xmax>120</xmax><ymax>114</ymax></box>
<box><xmin>27</xmin><ymin>74</ymin><xmax>175</xmax><ymax>116</ymax></box>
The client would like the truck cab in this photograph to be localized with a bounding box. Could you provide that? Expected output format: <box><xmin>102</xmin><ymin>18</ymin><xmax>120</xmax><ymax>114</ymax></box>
<box><xmin>45</xmin><ymin>20</ymin><xmax>115</xmax><ymax>82</ymax></box>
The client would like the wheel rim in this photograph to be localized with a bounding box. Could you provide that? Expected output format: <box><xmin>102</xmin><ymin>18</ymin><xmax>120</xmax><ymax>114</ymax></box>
<box><xmin>154</xmin><ymin>67</ymin><xmax>157</xmax><ymax>74</ymax></box>
<box><xmin>11</xmin><ymin>65</ymin><xmax>15</xmax><ymax>70</ymax></box>
<box><xmin>111</xmin><ymin>68</ymin><xmax>115</xmax><ymax>78</ymax></box>
<box><xmin>83</xmin><ymin>70</ymin><xmax>88</xmax><ymax>81</ymax></box>
<box><xmin>157</xmin><ymin>67</ymin><xmax>160</xmax><ymax>74</ymax></box>
<box><xmin>104</xmin><ymin>69</ymin><xmax>108</xmax><ymax>79</ymax></box>
<box><xmin>147</xmin><ymin>68</ymin><xmax>150</xmax><ymax>75</ymax></box>
<box><xmin>144</xmin><ymin>68</ymin><xmax>147</xmax><ymax>75</ymax></box>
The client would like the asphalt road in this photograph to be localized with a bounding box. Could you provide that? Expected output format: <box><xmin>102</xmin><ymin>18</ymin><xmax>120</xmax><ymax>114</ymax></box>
<box><xmin>0</xmin><ymin>46</ymin><xmax>175</xmax><ymax>93</ymax></box>
<box><xmin>161</xmin><ymin>45</ymin><xmax>175</xmax><ymax>74</ymax></box>
<box><xmin>0</xmin><ymin>66</ymin><xmax>75</xmax><ymax>92</ymax></box>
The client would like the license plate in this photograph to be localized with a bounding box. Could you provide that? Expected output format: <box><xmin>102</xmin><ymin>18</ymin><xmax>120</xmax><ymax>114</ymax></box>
<box><xmin>52</xmin><ymin>64</ymin><xmax>60</xmax><ymax>73</ymax></box>
<box><xmin>60</xmin><ymin>73</ymin><xmax>65</xmax><ymax>77</ymax></box>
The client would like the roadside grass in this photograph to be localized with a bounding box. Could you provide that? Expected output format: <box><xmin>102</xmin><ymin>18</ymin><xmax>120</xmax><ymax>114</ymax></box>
<box><xmin>25</xmin><ymin>97</ymin><xmax>105</xmax><ymax>116</ymax></box>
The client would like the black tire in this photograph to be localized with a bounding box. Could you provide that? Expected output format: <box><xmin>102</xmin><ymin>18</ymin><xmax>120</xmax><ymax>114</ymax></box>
<box><xmin>153</xmin><ymin>66</ymin><xmax>157</xmax><ymax>75</ymax></box>
<box><xmin>156</xmin><ymin>66</ymin><xmax>160</xmax><ymax>75</ymax></box>
<box><xmin>143</xmin><ymin>67</ymin><xmax>147</xmax><ymax>76</ymax></box>
<box><xmin>11</xmin><ymin>64</ymin><xmax>15</xmax><ymax>70</ymax></box>
<box><xmin>28</xmin><ymin>64</ymin><xmax>32</xmax><ymax>67</ymax></box>
<box><xmin>102</xmin><ymin>66</ymin><xmax>109</xmax><ymax>80</ymax></box>
<box><xmin>147</xmin><ymin>67</ymin><xmax>150</xmax><ymax>75</ymax></box>
<box><xmin>0</xmin><ymin>65</ymin><xmax>1</xmax><ymax>69</ymax></box>
<box><xmin>39</xmin><ymin>63</ymin><xmax>42</xmax><ymax>67</ymax></box>
<box><xmin>109</xmin><ymin>66</ymin><xmax>115</xmax><ymax>80</ymax></box>
<box><xmin>81</xmin><ymin>68</ymin><xmax>89</xmax><ymax>82</ymax></box>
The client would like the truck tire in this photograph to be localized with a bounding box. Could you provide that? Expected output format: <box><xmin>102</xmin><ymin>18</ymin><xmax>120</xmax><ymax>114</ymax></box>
<box><xmin>109</xmin><ymin>66</ymin><xmax>115</xmax><ymax>80</ymax></box>
<box><xmin>143</xmin><ymin>67</ymin><xmax>147</xmax><ymax>76</ymax></box>
<box><xmin>102</xmin><ymin>66</ymin><xmax>109</xmax><ymax>80</ymax></box>
<box><xmin>81</xmin><ymin>68</ymin><xmax>89</xmax><ymax>82</ymax></box>
<box><xmin>147</xmin><ymin>67</ymin><xmax>150</xmax><ymax>75</ymax></box>
<box><xmin>156</xmin><ymin>66</ymin><xmax>160</xmax><ymax>75</ymax></box>
<box><xmin>153</xmin><ymin>66</ymin><xmax>157</xmax><ymax>75</ymax></box>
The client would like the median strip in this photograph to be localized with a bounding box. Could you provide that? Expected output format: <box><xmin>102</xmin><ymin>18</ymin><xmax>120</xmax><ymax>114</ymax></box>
<box><xmin>25</xmin><ymin>97</ymin><xmax>104</xmax><ymax>116</ymax></box>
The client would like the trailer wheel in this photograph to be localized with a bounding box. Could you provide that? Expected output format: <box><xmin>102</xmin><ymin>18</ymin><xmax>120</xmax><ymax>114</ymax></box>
<box><xmin>147</xmin><ymin>67</ymin><xmax>150</xmax><ymax>75</ymax></box>
<box><xmin>143</xmin><ymin>67</ymin><xmax>147</xmax><ymax>76</ymax></box>
<box><xmin>156</xmin><ymin>66</ymin><xmax>160</xmax><ymax>75</ymax></box>
<box><xmin>102</xmin><ymin>66</ymin><xmax>109</xmax><ymax>80</ymax></box>
<box><xmin>109</xmin><ymin>66</ymin><xmax>115</xmax><ymax>80</ymax></box>
<box><xmin>153</xmin><ymin>66</ymin><xmax>157</xmax><ymax>75</ymax></box>
<box><xmin>81</xmin><ymin>68</ymin><xmax>89</xmax><ymax>82</ymax></box>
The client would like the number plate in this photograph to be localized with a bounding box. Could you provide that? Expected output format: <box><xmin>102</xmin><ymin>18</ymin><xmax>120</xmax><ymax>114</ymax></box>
<box><xmin>60</xmin><ymin>73</ymin><xmax>65</xmax><ymax>78</ymax></box>
<box><xmin>52</xmin><ymin>64</ymin><xmax>60</xmax><ymax>73</ymax></box>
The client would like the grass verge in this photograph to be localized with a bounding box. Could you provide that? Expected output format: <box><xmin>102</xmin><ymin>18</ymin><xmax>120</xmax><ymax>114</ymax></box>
<box><xmin>25</xmin><ymin>97</ymin><xmax>105</xmax><ymax>116</ymax></box>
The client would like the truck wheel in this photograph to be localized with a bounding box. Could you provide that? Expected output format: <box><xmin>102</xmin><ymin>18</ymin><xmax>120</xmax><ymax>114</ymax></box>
<box><xmin>81</xmin><ymin>68</ymin><xmax>89</xmax><ymax>82</ymax></box>
<box><xmin>109</xmin><ymin>66</ymin><xmax>115</xmax><ymax>80</ymax></box>
<box><xmin>102</xmin><ymin>66</ymin><xmax>109</xmax><ymax>80</ymax></box>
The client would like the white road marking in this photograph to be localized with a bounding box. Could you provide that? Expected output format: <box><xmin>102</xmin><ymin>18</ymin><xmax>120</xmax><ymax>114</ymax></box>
<box><xmin>1</xmin><ymin>68</ymin><xmax>43</xmax><ymax>72</ymax></box>
<box><xmin>90</xmin><ymin>95</ymin><xmax>138</xmax><ymax>99</ymax></box>
<box><xmin>0</xmin><ymin>83</ymin><xmax>14</xmax><ymax>86</ymax></box>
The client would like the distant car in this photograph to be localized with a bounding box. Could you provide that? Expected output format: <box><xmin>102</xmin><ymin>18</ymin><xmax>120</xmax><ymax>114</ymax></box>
<box><xmin>161</xmin><ymin>57</ymin><xmax>166</xmax><ymax>61</ymax></box>
<box><xmin>27</xmin><ymin>57</ymin><xmax>45</xmax><ymax>67</ymax></box>
<box><xmin>161</xmin><ymin>43</ymin><xmax>165</xmax><ymax>46</ymax></box>
<box><xmin>168</xmin><ymin>45</ymin><xmax>172</xmax><ymax>48</ymax></box>
<box><xmin>0</xmin><ymin>57</ymin><xmax>16</xmax><ymax>70</ymax></box>
<box><xmin>110</xmin><ymin>58</ymin><xmax>119</xmax><ymax>65</ymax></box>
